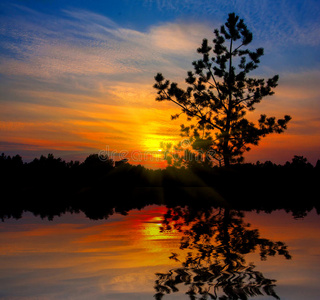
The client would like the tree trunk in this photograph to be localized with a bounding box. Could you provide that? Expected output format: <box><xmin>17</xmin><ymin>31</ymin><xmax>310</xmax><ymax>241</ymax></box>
<box><xmin>222</xmin><ymin>39</ymin><xmax>233</xmax><ymax>168</ymax></box>
<box><xmin>223</xmin><ymin>151</ymin><xmax>230</xmax><ymax>167</ymax></box>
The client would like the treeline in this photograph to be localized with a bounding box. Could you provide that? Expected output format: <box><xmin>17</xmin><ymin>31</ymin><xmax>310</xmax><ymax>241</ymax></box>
<box><xmin>0</xmin><ymin>153</ymin><xmax>113</xmax><ymax>170</ymax></box>
<box><xmin>1</xmin><ymin>152</ymin><xmax>318</xmax><ymax>172</ymax></box>
<box><xmin>0</xmin><ymin>153</ymin><xmax>319</xmax><ymax>220</ymax></box>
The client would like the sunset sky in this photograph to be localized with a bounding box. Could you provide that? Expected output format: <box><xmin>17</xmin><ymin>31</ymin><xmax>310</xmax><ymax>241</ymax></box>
<box><xmin>1</xmin><ymin>0</ymin><xmax>319</xmax><ymax>166</ymax></box>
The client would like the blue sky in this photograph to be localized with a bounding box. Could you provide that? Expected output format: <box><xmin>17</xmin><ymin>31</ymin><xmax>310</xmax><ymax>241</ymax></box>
<box><xmin>0</xmin><ymin>0</ymin><xmax>319</xmax><ymax>165</ymax></box>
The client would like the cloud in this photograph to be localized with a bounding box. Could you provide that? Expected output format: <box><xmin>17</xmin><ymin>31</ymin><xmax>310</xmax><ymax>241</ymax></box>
<box><xmin>0</xmin><ymin>4</ymin><xmax>319</xmax><ymax>164</ymax></box>
<box><xmin>145</xmin><ymin>0</ymin><xmax>320</xmax><ymax>47</ymax></box>
<box><xmin>149</xmin><ymin>22</ymin><xmax>213</xmax><ymax>52</ymax></box>
<box><xmin>0</xmin><ymin>7</ymin><xmax>203</xmax><ymax>80</ymax></box>
<box><xmin>62</xmin><ymin>8</ymin><xmax>118</xmax><ymax>29</ymax></box>
<box><xmin>4</xmin><ymin>3</ymin><xmax>318</xmax><ymax>85</ymax></box>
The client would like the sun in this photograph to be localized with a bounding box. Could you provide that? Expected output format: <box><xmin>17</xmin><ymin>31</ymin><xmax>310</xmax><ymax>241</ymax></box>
<box><xmin>142</xmin><ymin>135</ymin><xmax>163</xmax><ymax>152</ymax></box>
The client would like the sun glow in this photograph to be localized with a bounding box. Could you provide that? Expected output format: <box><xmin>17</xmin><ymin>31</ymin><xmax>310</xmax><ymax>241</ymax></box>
<box><xmin>142</xmin><ymin>135</ymin><xmax>164</xmax><ymax>152</ymax></box>
<box><xmin>141</xmin><ymin>216</ymin><xmax>179</xmax><ymax>241</ymax></box>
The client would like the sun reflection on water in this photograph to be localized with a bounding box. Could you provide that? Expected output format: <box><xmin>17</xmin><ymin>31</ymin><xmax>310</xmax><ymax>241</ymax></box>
<box><xmin>141</xmin><ymin>216</ymin><xmax>179</xmax><ymax>241</ymax></box>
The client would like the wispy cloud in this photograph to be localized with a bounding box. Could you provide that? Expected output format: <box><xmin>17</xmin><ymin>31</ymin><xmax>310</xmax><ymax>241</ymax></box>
<box><xmin>0</xmin><ymin>6</ymin><xmax>210</xmax><ymax>80</ymax></box>
<box><xmin>145</xmin><ymin>0</ymin><xmax>320</xmax><ymax>47</ymax></box>
<box><xmin>0</xmin><ymin>3</ymin><xmax>319</xmax><ymax>163</ymax></box>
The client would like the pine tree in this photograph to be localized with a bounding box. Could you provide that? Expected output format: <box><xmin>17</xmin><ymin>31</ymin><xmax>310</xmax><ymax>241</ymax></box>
<box><xmin>154</xmin><ymin>13</ymin><xmax>291</xmax><ymax>167</ymax></box>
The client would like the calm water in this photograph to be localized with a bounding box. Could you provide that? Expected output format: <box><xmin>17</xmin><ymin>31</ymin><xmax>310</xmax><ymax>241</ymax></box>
<box><xmin>0</xmin><ymin>205</ymin><xmax>320</xmax><ymax>300</ymax></box>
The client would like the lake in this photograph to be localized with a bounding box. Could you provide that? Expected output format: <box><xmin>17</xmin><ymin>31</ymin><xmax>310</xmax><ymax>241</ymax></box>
<box><xmin>0</xmin><ymin>205</ymin><xmax>320</xmax><ymax>300</ymax></box>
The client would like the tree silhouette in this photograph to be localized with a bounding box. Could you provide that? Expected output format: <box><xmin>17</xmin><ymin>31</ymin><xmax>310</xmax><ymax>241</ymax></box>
<box><xmin>285</xmin><ymin>155</ymin><xmax>313</xmax><ymax>169</ymax></box>
<box><xmin>82</xmin><ymin>153</ymin><xmax>114</xmax><ymax>169</ymax></box>
<box><xmin>154</xmin><ymin>13</ymin><xmax>291</xmax><ymax>167</ymax></box>
<box><xmin>154</xmin><ymin>206</ymin><xmax>291</xmax><ymax>299</ymax></box>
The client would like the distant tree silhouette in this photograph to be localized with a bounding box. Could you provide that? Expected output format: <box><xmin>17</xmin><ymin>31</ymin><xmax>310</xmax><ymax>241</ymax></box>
<box><xmin>154</xmin><ymin>13</ymin><xmax>291</xmax><ymax>167</ymax></box>
<box><xmin>115</xmin><ymin>158</ymin><xmax>129</xmax><ymax>167</ymax></box>
<box><xmin>285</xmin><ymin>155</ymin><xmax>313</xmax><ymax>169</ymax></box>
<box><xmin>81</xmin><ymin>153</ymin><xmax>114</xmax><ymax>171</ymax></box>
<box><xmin>66</xmin><ymin>160</ymin><xmax>80</xmax><ymax>168</ymax></box>
<box><xmin>0</xmin><ymin>153</ymin><xmax>23</xmax><ymax>168</ymax></box>
<box><xmin>154</xmin><ymin>206</ymin><xmax>291</xmax><ymax>299</ymax></box>
<box><xmin>28</xmin><ymin>153</ymin><xmax>67</xmax><ymax>169</ymax></box>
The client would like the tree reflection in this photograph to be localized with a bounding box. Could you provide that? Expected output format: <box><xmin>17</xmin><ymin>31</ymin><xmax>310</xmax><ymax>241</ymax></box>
<box><xmin>154</xmin><ymin>206</ymin><xmax>291</xmax><ymax>300</ymax></box>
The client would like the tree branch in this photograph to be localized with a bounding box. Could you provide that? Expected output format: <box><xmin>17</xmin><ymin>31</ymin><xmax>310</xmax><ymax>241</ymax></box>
<box><xmin>205</xmin><ymin>64</ymin><xmax>228</xmax><ymax>111</ymax></box>
<box><xmin>161</xmin><ymin>90</ymin><xmax>223</xmax><ymax>131</ymax></box>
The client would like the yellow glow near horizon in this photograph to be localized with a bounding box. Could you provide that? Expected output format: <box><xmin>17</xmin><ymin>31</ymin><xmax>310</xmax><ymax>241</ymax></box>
<box><xmin>141</xmin><ymin>216</ymin><xmax>179</xmax><ymax>241</ymax></box>
<box><xmin>142</xmin><ymin>136</ymin><xmax>162</xmax><ymax>152</ymax></box>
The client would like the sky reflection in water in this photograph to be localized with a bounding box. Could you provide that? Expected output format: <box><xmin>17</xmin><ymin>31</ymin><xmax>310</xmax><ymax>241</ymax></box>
<box><xmin>0</xmin><ymin>206</ymin><xmax>319</xmax><ymax>300</ymax></box>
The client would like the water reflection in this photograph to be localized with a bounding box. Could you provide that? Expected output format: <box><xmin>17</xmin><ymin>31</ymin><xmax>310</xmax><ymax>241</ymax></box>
<box><xmin>0</xmin><ymin>207</ymin><xmax>181</xmax><ymax>300</ymax></box>
<box><xmin>154</xmin><ymin>207</ymin><xmax>291</xmax><ymax>299</ymax></box>
<box><xmin>1</xmin><ymin>205</ymin><xmax>320</xmax><ymax>299</ymax></box>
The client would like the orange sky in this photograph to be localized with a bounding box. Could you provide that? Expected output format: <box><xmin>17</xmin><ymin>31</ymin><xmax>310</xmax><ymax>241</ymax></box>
<box><xmin>1</xmin><ymin>76</ymin><xmax>319</xmax><ymax>166</ymax></box>
<box><xmin>0</xmin><ymin>4</ymin><xmax>319</xmax><ymax>166</ymax></box>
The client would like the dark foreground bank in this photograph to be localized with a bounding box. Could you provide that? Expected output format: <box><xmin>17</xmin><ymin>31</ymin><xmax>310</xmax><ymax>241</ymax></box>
<box><xmin>0</xmin><ymin>153</ymin><xmax>319</xmax><ymax>220</ymax></box>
